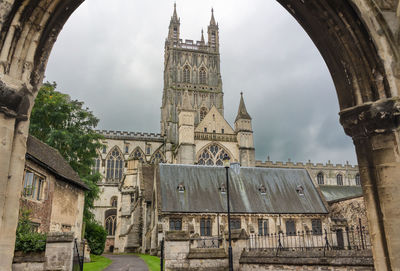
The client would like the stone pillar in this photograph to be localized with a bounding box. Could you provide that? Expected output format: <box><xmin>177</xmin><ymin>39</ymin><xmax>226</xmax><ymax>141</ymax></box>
<box><xmin>340</xmin><ymin>97</ymin><xmax>400</xmax><ymax>271</ymax></box>
<box><xmin>45</xmin><ymin>232</ymin><xmax>75</xmax><ymax>271</ymax></box>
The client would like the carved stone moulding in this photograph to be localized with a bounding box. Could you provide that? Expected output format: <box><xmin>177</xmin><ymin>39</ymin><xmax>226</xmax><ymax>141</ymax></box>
<box><xmin>339</xmin><ymin>97</ymin><xmax>400</xmax><ymax>138</ymax></box>
<box><xmin>0</xmin><ymin>80</ymin><xmax>31</xmax><ymax>120</ymax></box>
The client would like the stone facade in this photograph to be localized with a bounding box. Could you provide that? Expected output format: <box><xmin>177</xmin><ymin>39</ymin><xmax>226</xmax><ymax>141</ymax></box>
<box><xmin>2</xmin><ymin>1</ymin><xmax>400</xmax><ymax>270</ymax></box>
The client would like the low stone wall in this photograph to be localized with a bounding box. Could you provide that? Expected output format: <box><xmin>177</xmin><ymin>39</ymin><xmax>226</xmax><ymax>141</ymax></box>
<box><xmin>239</xmin><ymin>250</ymin><xmax>374</xmax><ymax>270</ymax></box>
<box><xmin>12</xmin><ymin>232</ymin><xmax>75</xmax><ymax>271</ymax></box>
<box><xmin>164</xmin><ymin>231</ymin><xmax>228</xmax><ymax>271</ymax></box>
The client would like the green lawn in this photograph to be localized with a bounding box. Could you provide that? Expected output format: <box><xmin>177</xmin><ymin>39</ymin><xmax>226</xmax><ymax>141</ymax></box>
<box><xmin>137</xmin><ymin>254</ymin><xmax>161</xmax><ymax>271</ymax></box>
<box><xmin>83</xmin><ymin>254</ymin><xmax>112</xmax><ymax>271</ymax></box>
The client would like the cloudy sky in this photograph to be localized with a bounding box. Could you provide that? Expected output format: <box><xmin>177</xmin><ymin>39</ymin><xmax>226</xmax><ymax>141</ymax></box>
<box><xmin>45</xmin><ymin>0</ymin><xmax>358</xmax><ymax>165</ymax></box>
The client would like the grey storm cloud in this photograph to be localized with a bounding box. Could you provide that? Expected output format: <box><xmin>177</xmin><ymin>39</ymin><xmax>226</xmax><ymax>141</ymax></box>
<box><xmin>45</xmin><ymin>0</ymin><xmax>357</xmax><ymax>165</ymax></box>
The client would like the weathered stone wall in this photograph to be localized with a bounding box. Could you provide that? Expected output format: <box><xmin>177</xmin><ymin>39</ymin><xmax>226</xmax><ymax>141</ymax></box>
<box><xmin>329</xmin><ymin>197</ymin><xmax>368</xmax><ymax>227</ymax></box>
<box><xmin>239</xmin><ymin>250</ymin><xmax>374</xmax><ymax>271</ymax></box>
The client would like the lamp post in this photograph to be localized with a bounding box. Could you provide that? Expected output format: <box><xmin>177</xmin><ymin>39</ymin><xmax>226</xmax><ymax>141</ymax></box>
<box><xmin>223</xmin><ymin>155</ymin><xmax>240</xmax><ymax>271</ymax></box>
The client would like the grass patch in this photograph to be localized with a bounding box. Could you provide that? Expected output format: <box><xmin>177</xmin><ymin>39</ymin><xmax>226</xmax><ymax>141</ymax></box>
<box><xmin>83</xmin><ymin>254</ymin><xmax>112</xmax><ymax>271</ymax></box>
<box><xmin>138</xmin><ymin>254</ymin><xmax>161</xmax><ymax>271</ymax></box>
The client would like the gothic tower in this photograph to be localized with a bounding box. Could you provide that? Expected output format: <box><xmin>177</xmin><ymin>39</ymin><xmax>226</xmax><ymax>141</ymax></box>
<box><xmin>161</xmin><ymin>5</ymin><xmax>224</xmax><ymax>161</ymax></box>
<box><xmin>235</xmin><ymin>93</ymin><xmax>255</xmax><ymax>167</ymax></box>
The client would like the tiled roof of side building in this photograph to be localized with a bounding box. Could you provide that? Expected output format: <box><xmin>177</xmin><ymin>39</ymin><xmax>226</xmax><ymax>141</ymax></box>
<box><xmin>158</xmin><ymin>164</ymin><xmax>328</xmax><ymax>214</ymax></box>
<box><xmin>319</xmin><ymin>185</ymin><xmax>363</xmax><ymax>203</ymax></box>
<box><xmin>26</xmin><ymin>135</ymin><xmax>89</xmax><ymax>190</ymax></box>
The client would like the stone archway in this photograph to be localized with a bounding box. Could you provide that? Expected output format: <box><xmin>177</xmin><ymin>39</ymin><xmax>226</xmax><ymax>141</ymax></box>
<box><xmin>0</xmin><ymin>1</ymin><xmax>399</xmax><ymax>270</ymax></box>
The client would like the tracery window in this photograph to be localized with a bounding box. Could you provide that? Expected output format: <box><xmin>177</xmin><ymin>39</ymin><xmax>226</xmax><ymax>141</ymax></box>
<box><xmin>150</xmin><ymin>150</ymin><xmax>165</xmax><ymax>164</ymax></box>
<box><xmin>197</xmin><ymin>144</ymin><xmax>230</xmax><ymax>166</ymax></box>
<box><xmin>105</xmin><ymin>215</ymin><xmax>117</xmax><ymax>236</ymax></box>
<box><xmin>337</xmin><ymin>174</ymin><xmax>343</xmax><ymax>186</ymax></box>
<box><xmin>317</xmin><ymin>172</ymin><xmax>324</xmax><ymax>185</ymax></box>
<box><xmin>92</xmin><ymin>158</ymin><xmax>100</xmax><ymax>174</ymax></box>
<box><xmin>200</xmin><ymin>107</ymin><xmax>208</xmax><ymax>121</ymax></box>
<box><xmin>199</xmin><ymin>68</ymin><xmax>207</xmax><ymax>84</ymax></box>
<box><xmin>131</xmin><ymin>147</ymin><xmax>145</xmax><ymax>163</ymax></box>
<box><xmin>106</xmin><ymin>147</ymin><xmax>124</xmax><ymax>182</ymax></box>
<box><xmin>355</xmin><ymin>173</ymin><xmax>361</xmax><ymax>186</ymax></box>
<box><xmin>183</xmin><ymin>66</ymin><xmax>190</xmax><ymax>83</ymax></box>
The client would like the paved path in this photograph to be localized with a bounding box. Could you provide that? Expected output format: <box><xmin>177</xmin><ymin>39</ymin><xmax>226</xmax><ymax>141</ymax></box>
<box><xmin>103</xmin><ymin>254</ymin><xmax>149</xmax><ymax>271</ymax></box>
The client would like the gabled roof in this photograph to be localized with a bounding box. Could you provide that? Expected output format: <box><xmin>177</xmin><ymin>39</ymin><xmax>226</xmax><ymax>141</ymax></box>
<box><xmin>158</xmin><ymin>164</ymin><xmax>328</xmax><ymax>214</ymax></box>
<box><xmin>319</xmin><ymin>185</ymin><xmax>363</xmax><ymax>203</ymax></box>
<box><xmin>235</xmin><ymin>92</ymin><xmax>251</xmax><ymax>122</ymax></box>
<box><xmin>195</xmin><ymin>106</ymin><xmax>234</xmax><ymax>134</ymax></box>
<box><xmin>26</xmin><ymin>135</ymin><xmax>88</xmax><ymax>190</ymax></box>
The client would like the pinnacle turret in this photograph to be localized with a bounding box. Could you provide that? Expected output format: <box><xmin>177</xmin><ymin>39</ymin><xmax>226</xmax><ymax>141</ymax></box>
<box><xmin>210</xmin><ymin>8</ymin><xmax>216</xmax><ymax>26</ymax></box>
<box><xmin>171</xmin><ymin>3</ymin><xmax>179</xmax><ymax>23</ymax></box>
<box><xmin>235</xmin><ymin>92</ymin><xmax>252</xmax><ymax>122</ymax></box>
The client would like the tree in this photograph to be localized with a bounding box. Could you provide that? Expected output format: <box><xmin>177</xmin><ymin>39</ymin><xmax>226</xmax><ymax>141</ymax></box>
<box><xmin>29</xmin><ymin>82</ymin><xmax>103</xmax><ymax>221</ymax></box>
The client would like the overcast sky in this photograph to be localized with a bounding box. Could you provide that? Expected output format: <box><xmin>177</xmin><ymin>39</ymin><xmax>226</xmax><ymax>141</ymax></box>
<box><xmin>45</xmin><ymin>0</ymin><xmax>358</xmax><ymax>165</ymax></box>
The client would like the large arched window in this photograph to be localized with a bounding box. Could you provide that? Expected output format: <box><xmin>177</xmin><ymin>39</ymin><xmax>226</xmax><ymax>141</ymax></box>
<box><xmin>355</xmin><ymin>173</ymin><xmax>361</xmax><ymax>186</ymax></box>
<box><xmin>317</xmin><ymin>172</ymin><xmax>324</xmax><ymax>185</ymax></box>
<box><xmin>200</xmin><ymin>107</ymin><xmax>208</xmax><ymax>121</ymax></box>
<box><xmin>106</xmin><ymin>147</ymin><xmax>124</xmax><ymax>182</ymax></box>
<box><xmin>337</xmin><ymin>174</ymin><xmax>343</xmax><ymax>186</ymax></box>
<box><xmin>150</xmin><ymin>150</ymin><xmax>165</xmax><ymax>164</ymax></box>
<box><xmin>199</xmin><ymin>67</ymin><xmax>206</xmax><ymax>84</ymax></box>
<box><xmin>197</xmin><ymin>144</ymin><xmax>230</xmax><ymax>166</ymax></box>
<box><xmin>183</xmin><ymin>66</ymin><xmax>190</xmax><ymax>83</ymax></box>
<box><xmin>131</xmin><ymin>147</ymin><xmax>145</xmax><ymax>163</ymax></box>
<box><xmin>105</xmin><ymin>209</ymin><xmax>117</xmax><ymax>236</ymax></box>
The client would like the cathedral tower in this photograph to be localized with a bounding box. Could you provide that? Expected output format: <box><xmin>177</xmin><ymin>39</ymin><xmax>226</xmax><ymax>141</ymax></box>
<box><xmin>235</xmin><ymin>93</ymin><xmax>255</xmax><ymax>167</ymax></box>
<box><xmin>161</xmin><ymin>5</ymin><xmax>224</xmax><ymax>161</ymax></box>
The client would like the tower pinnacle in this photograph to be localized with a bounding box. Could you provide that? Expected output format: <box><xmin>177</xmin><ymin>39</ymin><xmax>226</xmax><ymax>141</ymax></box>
<box><xmin>235</xmin><ymin>92</ymin><xmax>252</xmax><ymax>122</ymax></box>
<box><xmin>172</xmin><ymin>2</ymin><xmax>178</xmax><ymax>22</ymax></box>
<box><xmin>210</xmin><ymin>8</ymin><xmax>216</xmax><ymax>25</ymax></box>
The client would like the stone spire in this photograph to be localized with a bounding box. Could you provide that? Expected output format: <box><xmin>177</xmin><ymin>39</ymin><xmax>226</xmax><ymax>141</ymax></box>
<box><xmin>210</xmin><ymin>8</ymin><xmax>216</xmax><ymax>26</ymax></box>
<box><xmin>235</xmin><ymin>92</ymin><xmax>251</xmax><ymax>122</ymax></box>
<box><xmin>200</xmin><ymin>29</ymin><xmax>205</xmax><ymax>44</ymax></box>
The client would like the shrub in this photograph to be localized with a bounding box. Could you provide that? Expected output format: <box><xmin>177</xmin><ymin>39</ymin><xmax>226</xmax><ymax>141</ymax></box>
<box><xmin>15</xmin><ymin>210</ymin><xmax>46</xmax><ymax>253</ymax></box>
<box><xmin>85</xmin><ymin>220</ymin><xmax>107</xmax><ymax>255</ymax></box>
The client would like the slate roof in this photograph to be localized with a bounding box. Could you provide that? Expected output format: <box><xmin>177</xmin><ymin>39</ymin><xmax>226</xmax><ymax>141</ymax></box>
<box><xmin>319</xmin><ymin>185</ymin><xmax>363</xmax><ymax>203</ymax></box>
<box><xmin>159</xmin><ymin>164</ymin><xmax>328</xmax><ymax>214</ymax></box>
<box><xmin>26</xmin><ymin>135</ymin><xmax>89</xmax><ymax>190</ymax></box>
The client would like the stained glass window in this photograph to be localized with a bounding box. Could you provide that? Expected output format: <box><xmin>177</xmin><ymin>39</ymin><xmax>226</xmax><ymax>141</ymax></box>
<box><xmin>131</xmin><ymin>147</ymin><xmax>145</xmax><ymax>163</ymax></box>
<box><xmin>150</xmin><ymin>150</ymin><xmax>165</xmax><ymax>164</ymax></box>
<box><xmin>317</xmin><ymin>172</ymin><xmax>324</xmax><ymax>184</ymax></box>
<box><xmin>105</xmin><ymin>215</ymin><xmax>116</xmax><ymax>236</ymax></box>
<box><xmin>92</xmin><ymin>158</ymin><xmax>100</xmax><ymax>174</ymax></box>
<box><xmin>197</xmin><ymin>144</ymin><xmax>230</xmax><ymax>166</ymax></box>
<box><xmin>106</xmin><ymin>148</ymin><xmax>124</xmax><ymax>182</ymax></box>
<box><xmin>200</xmin><ymin>107</ymin><xmax>208</xmax><ymax>121</ymax></box>
<box><xmin>337</xmin><ymin>174</ymin><xmax>343</xmax><ymax>186</ymax></box>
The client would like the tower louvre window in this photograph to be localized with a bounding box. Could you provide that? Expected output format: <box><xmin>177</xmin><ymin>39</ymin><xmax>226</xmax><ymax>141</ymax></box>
<box><xmin>183</xmin><ymin>66</ymin><xmax>190</xmax><ymax>83</ymax></box>
<box><xmin>199</xmin><ymin>68</ymin><xmax>207</xmax><ymax>84</ymax></box>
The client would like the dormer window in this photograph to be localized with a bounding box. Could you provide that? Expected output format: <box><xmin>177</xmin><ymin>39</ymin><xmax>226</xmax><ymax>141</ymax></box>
<box><xmin>296</xmin><ymin>185</ymin><xmax>304</xmax><ymax>196</ymax></box>
<box><xmin>219</xmin><ymin>183</ymin><xmax>226</xmax><ymax>193</ymax></box>
<box><xmin>259</xmin><ymin>184</ymin><xmax>267</xmax><ymax>194</ymax></box>
<box><xmin>177</xmin><ymin>184</ymin><xmax>185</xmax><ymax>192</ymax></box>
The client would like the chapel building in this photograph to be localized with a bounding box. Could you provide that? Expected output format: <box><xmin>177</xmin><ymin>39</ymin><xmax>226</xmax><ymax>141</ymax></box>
<box><xmin>92</xmin><ymin>5</ymin><xmax>363</xmax><ymax>253</ymax></box>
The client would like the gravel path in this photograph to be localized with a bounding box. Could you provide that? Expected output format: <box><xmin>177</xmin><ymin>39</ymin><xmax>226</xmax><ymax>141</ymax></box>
<box><xmin>103</xmin><ymin>254</ymin><xmax>149</xmax><ymax>271</ymax></box>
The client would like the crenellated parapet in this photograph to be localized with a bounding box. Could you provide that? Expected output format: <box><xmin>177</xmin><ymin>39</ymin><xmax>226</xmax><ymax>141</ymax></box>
<box><xmin>256</xmin><ymin>160</ymin><xmax>359</xmax><ymax>170</ymax></box>
<box><xmin>96</xmin><ymin>130</ymin><xmax>164</xmax><ymax>142</ymax></box>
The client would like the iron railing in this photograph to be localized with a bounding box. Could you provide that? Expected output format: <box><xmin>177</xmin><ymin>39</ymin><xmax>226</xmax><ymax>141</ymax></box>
<box><xmin>72</xmin><ymin>238</ymin><xmax>85</xmax><ymax>271</ymax></box>
<box><xmin>194</xmin><ymin>237</ymin><xmax>221</xmax><ymax>248</ymax></box>
<box><xmin>247</xmin><ymin>225</ymin><xmax>370</xmax><ymax>252</ymax></box>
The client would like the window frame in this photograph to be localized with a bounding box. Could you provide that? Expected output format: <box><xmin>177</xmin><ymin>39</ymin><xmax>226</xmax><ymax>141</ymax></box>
<box><xmin>23</xmin><ymin>168</ymin><xmax>46</xmax><ymax>201</ymax></box>
<box><xmin>200</xmin><ymin>218</ymin><xmax>212</xmax><ymax>236</ymax></box>
<box><xmin>311</xmin><ymin>219</ymin><xmax>322</xmax><ymax>235</ymax></box>
<box><xmin>230</xmin><ymin>218</ymin><xmax>241</xmax><ymax>230</ymax></box>
<box><xmin>337</xmin><ymin>174</ymin><xmax>343</xmax><ymax>186</ymax></box>
<box><xmin>317</xmin><ymin>172</ymin><xmax>324</xmax><ymax>185</ymax></box>
<box><xmin>285</xmin><ymin>220</ymin><xmax>296</xmax><ymax>236</ymax></box>
<box><xmin>355</xmin><ymin>173</ymin><xmax>361</xmax><ymax>186</ymax></box>
<box><xmin>258</xmin><ymin>219</ymin><xmax>269</xmax><ymax>236</ymax></box>
<box><xmin>169</xmin><ymin>218</ymin><xmax>182</xmax><ymax>231</ymax></box>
